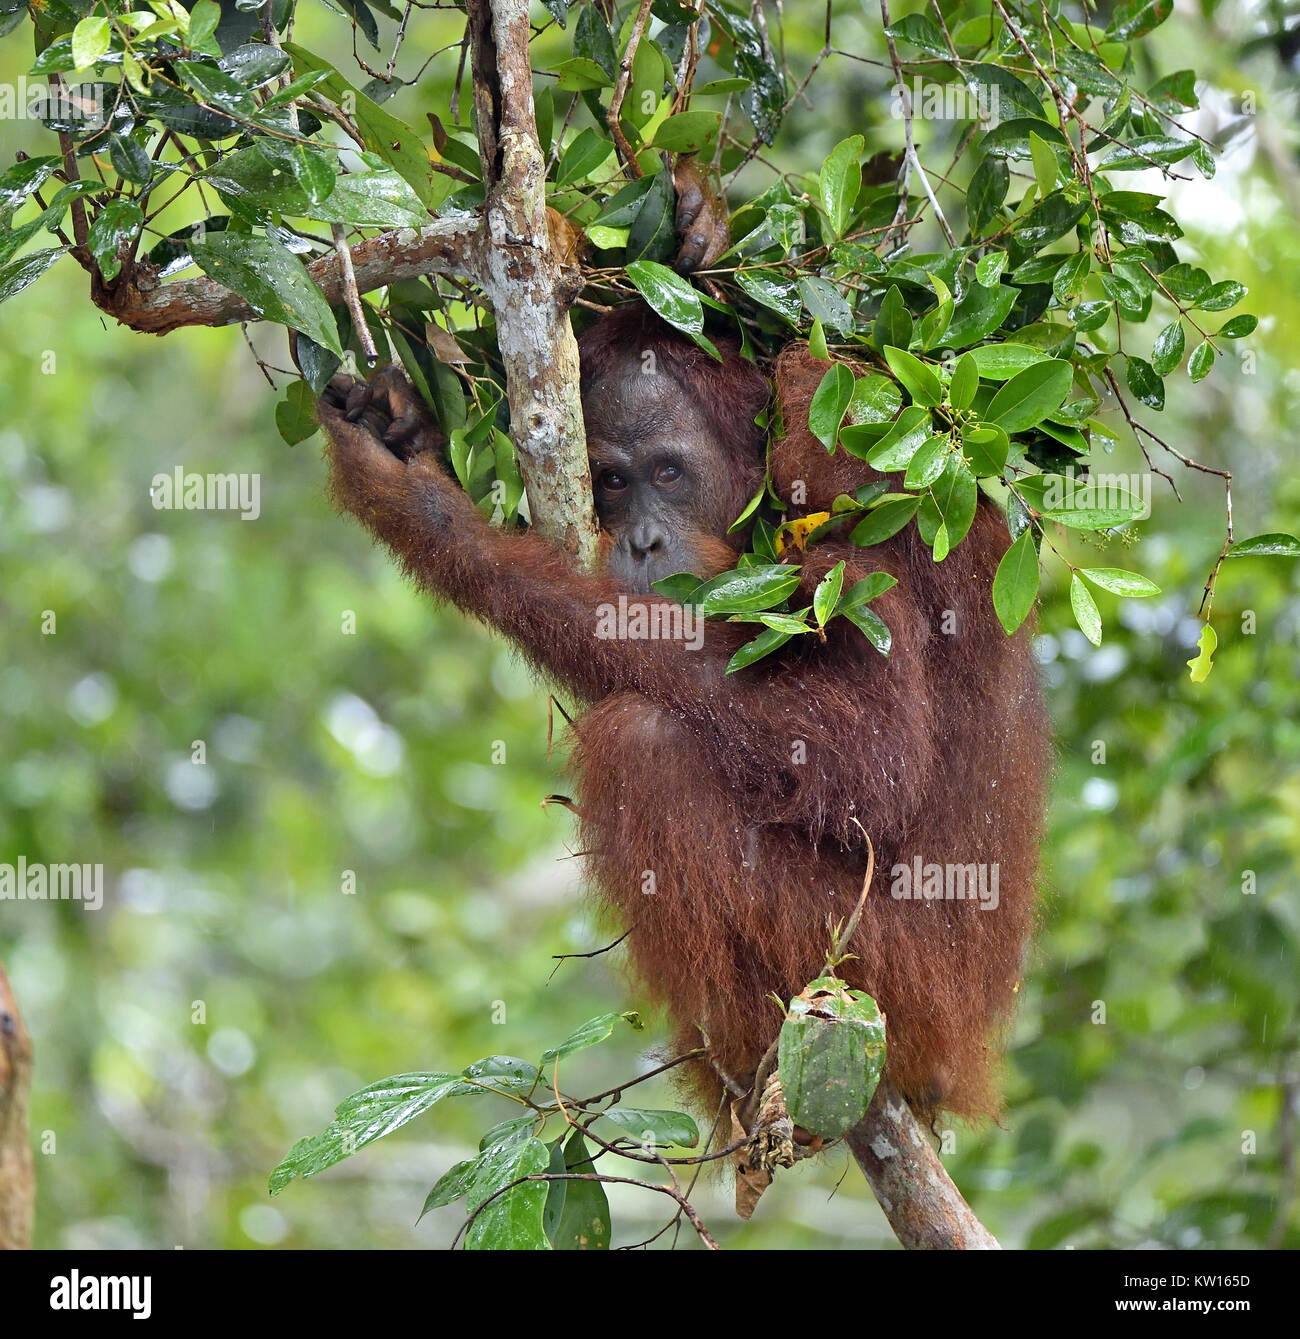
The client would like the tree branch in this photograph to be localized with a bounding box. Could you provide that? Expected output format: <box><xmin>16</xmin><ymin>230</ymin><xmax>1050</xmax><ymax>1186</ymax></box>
<box><xmin>466</xmin><ymin>0</ymin><xmax>597</xmax><ymax>560</ymax></box>
<box><xmin>0</xmin><ymin>961</ymin><xmax>34</xmax><ymax>1251</ymax></box>
<box><xmin>847</xmin><ymin>1082</ymin><xmax>1000</xmax><ymax>1250</ymax></box>
<box><xmin>92</xmin><ymin>217</ymin><xmax>483</xmax><ymax>336</ymax></box>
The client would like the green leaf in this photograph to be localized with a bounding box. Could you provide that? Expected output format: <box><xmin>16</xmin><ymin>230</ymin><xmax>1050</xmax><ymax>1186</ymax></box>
<box><xmin>918</xmin><ymin>456</ymin><xmax>978</xmax><ymax>549</ymax></box>
<box><xmin>1197</xmin><ymin>280</ymin><xmax>1247</xmax><ymax>312</ymax></box>
<box><xmin>948</xmin><ymin>353</ymin><xmax>978</xmax><ymax>412</ymax></box>
<box><xmin>1151</xmin><ymin>320</ymin><xmax>1185</xmax><ymax>375</ymax></box>
<box><xmin>975</xmin><ymin>251</ymin><xmax>1006</xmax><ymax>287</ymax></box>
<box><xmin>883</xmin><ymin>346</ymin><xmax>942</xmax><ymax>407</ymax></box>
<box><xmin>838</xmin><ymin>573</ymin><xmax>896</xmax><ymax>610</ymax></box>
<box><xmin>736</xmin><ymin>268</ymin><xmax>801</xmax><ymax>323</ymax></box>
<box><xmin>1069</xmin><ymin>573</ymin><xmax>1102</xmax><ymax>645</ymax></box>
<box><xmin>270</xmin><ymin>1072</ymin><xmax>479</xmax><ymax>1193</ymax></box>
<box><xmin>981</xmin><ymin>118</ymin><xmax>1070</xmax><ymax>159</ymax></box>
<box><xmin>851</xmin><ymin>494</ymin><xmax>920</xmax><ymax>547</ymax></box>
<box><xmin>601</xmin><ymin>1107</ymin><xmax>699</xmax><ymax>1147</ymax></box>
<box><xmin>420</xmin><ymin>1159</ymin><xmax>479</xmax><ymax>1217</ymax></box>
<box><xmin>697</xmin><ymin>565</ymin><xmax>802</xmax><ymax>616</ymax></box>
<box><xmin>318</xmin><ymin>166</ymin><xmax>427</xmax><ymax>228</ymax></box>
<box><xmin>1101</xmin><ymin>136</ymin><xmax>1195</xmax><ymax>171</ymax></box>
<box><xmin>813</xmin><ymin>561</ymin><xmax>846</xmax><ymax>626</ymax></box>
<box><xmin>808</xmin><ymin>316</ymin><xmax>829</xmax><ymax>361</ymax></box>
<box><xmin>1126</xmin><ymin>355</ymin><xmax>1165</xmax><ymax>410</ymax></box>
<box><xmin>651</xmin><ymin>572</ymin><xmax>705</xmax><ymax>603</ymax></box>
<box><xmin>917</xmin><ymin>274</ymin><xmax>954</xmax><ymax>350</ymax></box>
<box><xmin>202</xmin><ymin>143</ymin><xmax>336</xmax><ymax>212</ymax></box>
<box><xmin>1030</xmin><ymin>132</ymin><xmax>1058</xmax><ymax>197</ymax></box>
<box><xmin>465</xmin><ymin>1135</ymin><xmax>551</xmax><ymax>1251</ymax></box>
<box><xmin>842</xmin><ymin>603</ymin><xmax>891</xmax><ymax>653</ymax></box>
<box><xmin>626</xmin><ymin>166</ymin><xmax>676</xmax><ymax>263</ymax></box>
<box><xmin>819</xmin><ymin>134</ymin><xmax>864</xmax><ymax>239</ymax></box>
<box><xmin>799</xmin><ymin>276</ymin><xmax>854</xmax><ymax>337</ymax></box>
<box><xmin>1223</xmin><ymin>534</ymin><xmax>1300</xmax><ymax>559</ymax></box>
<box><xmin>1218</xmin><ymin>314</ymin><xmax>1257</xmax><ymax>339</ymax></box>
<box><xmin>574</xmin><ymin>1</ymin><xmax>617</xmax><ymax>76</ymax></box>
<box><xmin>1188</xmin><ymin>341</ymin><xmax>1215</xmax><ymax>382</ymax></box>
<box><xmin>190</xmin><ymin>232</ymin><xmax>342</xmax><ymax>355</ymax></box>
<box><xmin>716</xmin><ymin>10</ymin><xmax>786</xmax><ymax>145</ymax></box>
<box><xmin>967</xmin><ymin>156</ymin><xmax>1009</xmax><ymax>237</ymax></box>
<box><xmin>1014</xmin><ymin>193</ymin><xmax>1091</xmax><ymax>252</ymax></box>
<box><xmin>964</xmin><ymin>65</ymin><xmax>1048</xmax><ymax>122</ymax></box>
<box><xmin>539</xmin><ymin>1011</ymin><xmax>642</xmax><ymax>1065</ymax></box>
<box><xmin>1069</xmin><ymin>300</ymin><xmax>1112</xmax><ymax>332</ymax></box>
<box><xmin>625</xmin><ymin>260</ymin><xmax>703</xmax><ymax>334</ymax></box>
<box><xmin>993</xmin><ymin>529</ymin><xmax>1040</xmax><ymax>634</ymax></box>
<box><xmin>883</xmin><ymin>14</ymin><xmax>950</xmax><ymax>57</ymax></box>
<box><xmin>557</xmin><ymin>128</ymin><xmax>616</xmax><ymax>184</ymax></box>
<box><xmin>864</xmin><ymin>405</ymin><xmax>932</xmax><ymax>470</ymax></box>
<box><xmin>779</xmin><ymin>978</ymin><xmax>887</xmax><ymax>1138</ymax></box>
<box><xmin>71</xmin><ymin>15</ymin><xmax>110</xmax><ymax>70</ymax></box>
<box><xmin>275</xmin><ymin>380</ymin><xmax>318</xmax><ymax>444</ymax></box>
<box><xmin>284</xmin><ymin>45</ymin><xmax>438</xmax><ymax>204</ymax></box>
<box><xmin>175</xmin><ymin>60</ymin><xmax>256</xmax><ymax>115</ymax></box>
<box><xmin>986</xmin><ymin>359</ymin><xmax>1073</xmax><ymax>431</ymax></box>
<box><xmin>0</xmin><ymin>248</ymin><xmax>63</xmax><ymax>305</ymax></box>
<box><xmin>1052</xmin><ymin>252</ymin><xmax>1091</xmax><ymax>306</ymax></box>
<box><xmin>872</xmin><ymin>285</ymin><xmax>912</xmax><ymax>352</ymax></box>
<box><xmin>188</xmin><ymin>0</ymin><xmax>222</xmax><ymax>48</ymax></box>
<box><xmin>87</xmin><ymin>200</ymin><xmax>143</xmax><ymax>282</ymax></box>
<box><xmin>651</xmin><ymin>111</ymin><xmax>721</xmax><ymax>153</ymax></box>
<box><xmin>944</xmin><ymin>282</ymin><xmax>1018</xmax><ymax>348</ymax></box>
<box><xmin>848</xmin><ymin>373</ymin><xmax>903</xmax><ymax>424</ymax></box>
<box><xmin>0</xmin><ymin>157</ymin><xmax>61</xmax><ymax>213</ymax></box>
<box><xmin>1186</xmin><ymin>623</ymin><xmax>1216</xmax><ymax>683</ymax></box>
<box><xmin>726</xmin><ymin>625</ymin><xmax>793</xmax><ymax>673</ymax></box>
<box><xmin>968</xmin><ymin>343</ymin><xmax>1047</xmax><ymax>379</ymax></box>
<box><xmin>1107</xmin><ymin>0</ymin><xmax>1173</xmax><ymax>40</ymax></box>
<box><xmin>108</xmin><ymin>134</ymin><xmax>153</xmax><ymax>186</ymax></box>
<box><xmin>1079</xmin><ymin>567</ymin><xmax>1161</xmax><ymax>595</ymax></box>
<box><xmin>756</xmin><ymin>612</ymin><xmax>814</xmax><ymax>634</ymax></box>
<box><xmin>904</xmin><ymin>433</ymin><xmax>950</xmax><ymax>490</ymax></box>
<box><xmin>554</xmin><ymin>56</ymin><xmax>613</xmax><ymax>90</ymax></box>
<box><xmin>550</xmin><ymin>1130</ymin><xmax>610</xmax><ymax>1250</ymax></box>
<box><xmin>1041</xmin><ymin>506</ymin><xmax>1146</xmax><ymax>530</ymax></box>
<box><xmin>962</xmin><ymin>424</ymin><xmax>1009</xmax><ymax>477</ymax></box>
<box><xmin>808</xmin><ymin>363</ymin><xmax>855</xmax><ymax>449</ymax></box>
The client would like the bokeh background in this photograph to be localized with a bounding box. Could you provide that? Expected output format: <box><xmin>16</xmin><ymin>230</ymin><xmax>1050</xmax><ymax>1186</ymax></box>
<box><xmin>1</xmin><ymin>0</ymin><xmax>1297</xmax><ymax>1249</ymax></box>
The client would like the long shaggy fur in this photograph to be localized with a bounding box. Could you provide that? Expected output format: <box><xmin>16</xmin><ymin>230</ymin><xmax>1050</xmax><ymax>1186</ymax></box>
<box><xmin>318</xmin><ymin>320</ymin><xmax>1051</xmax><ymax>1125</ymax></box>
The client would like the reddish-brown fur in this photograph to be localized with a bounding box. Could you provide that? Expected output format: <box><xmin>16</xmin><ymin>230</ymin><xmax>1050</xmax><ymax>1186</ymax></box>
<box><xmin>318</xmin><ymin>318</ymin><xmax>1050</xmax><ymax>1123</ymax></box>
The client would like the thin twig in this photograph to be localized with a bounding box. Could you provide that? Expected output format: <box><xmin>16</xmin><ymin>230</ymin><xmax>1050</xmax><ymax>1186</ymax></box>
<box><xmin>607</xmin><ymin>0</ymin><xmax>655</xmax><ymax>177</ymax></box>
<box><xmin>331</xmin><ymin>222</ymin><xmax>378</xmax><ymax>363</ymax></box>
<box><xmin>880</xmin><ymin>0</ymin><xmax>956</xmax><ymax>247</ymax></box>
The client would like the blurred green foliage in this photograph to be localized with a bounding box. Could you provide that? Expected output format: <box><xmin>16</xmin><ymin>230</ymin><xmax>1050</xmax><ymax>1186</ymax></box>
<box><xmin>1</xmin><ymin>1</ymin><xmax>1298</xmax><ymax>1249</ymax></box>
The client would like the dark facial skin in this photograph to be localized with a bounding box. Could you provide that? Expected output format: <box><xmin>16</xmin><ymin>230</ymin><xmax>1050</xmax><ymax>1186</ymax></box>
<box><xmin>583</xmin><ymin>360</ymin><xmax>738</xmax><ymax>592</ymax></box>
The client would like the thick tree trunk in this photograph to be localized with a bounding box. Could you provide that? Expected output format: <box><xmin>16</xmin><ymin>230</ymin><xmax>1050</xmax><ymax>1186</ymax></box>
<box><xmin>466</xmin><ymin>0</ymin><xmax>597</xmax><ymax>561</ymax></box>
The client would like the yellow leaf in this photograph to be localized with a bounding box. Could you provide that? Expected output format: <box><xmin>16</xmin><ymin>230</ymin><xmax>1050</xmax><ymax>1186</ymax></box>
<box><xmin>775</xmin><ymin>512</ymin><xmax>831</xmax><ymax>556</ymax></box>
